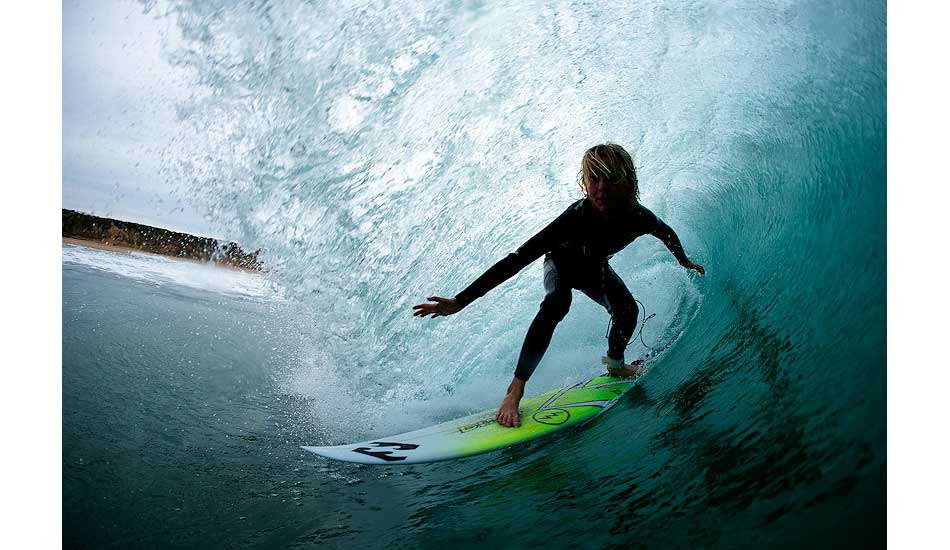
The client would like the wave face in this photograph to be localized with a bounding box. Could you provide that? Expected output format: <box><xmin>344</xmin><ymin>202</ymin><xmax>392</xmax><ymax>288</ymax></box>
<box><xmin>154</xmin><ymin>0</ymin><xmax>884</xmax><ymax>545</ymax></box>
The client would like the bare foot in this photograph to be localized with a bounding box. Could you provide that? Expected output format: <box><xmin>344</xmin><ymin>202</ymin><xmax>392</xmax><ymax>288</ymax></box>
<box><xmin>607</xmin><ymin>360</ymin><xmax>645</xmax><ymax>378</ymax></box>
<box><xmin>496</xmin><ymin>394</ymin><xmax>522</xmax><ymax>427</ymax></box>
<box><xmin>495</xmin><ymin>377</ymin><xmax>525</xmax><ymax>428</ymax></box>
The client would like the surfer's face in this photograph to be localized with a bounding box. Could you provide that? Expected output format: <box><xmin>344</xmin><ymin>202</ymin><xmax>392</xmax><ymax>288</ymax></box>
<box><xmin>586</xmin><ymin>177</ymin><xmax>630</xmax><ymax>214</ymax></box>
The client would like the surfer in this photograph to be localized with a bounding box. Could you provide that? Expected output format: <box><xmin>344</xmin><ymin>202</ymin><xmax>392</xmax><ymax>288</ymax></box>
<box><xmin>413</xmin><ymin>143</ymin><xmax>705</xmax><ymax>427</ymax></box>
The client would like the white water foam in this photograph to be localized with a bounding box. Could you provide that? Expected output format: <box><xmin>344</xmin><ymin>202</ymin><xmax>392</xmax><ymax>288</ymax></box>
<box><xmin>62</xmin><ymin>243</ymin><xmax>283</xmax><ymax>300</ymax></box>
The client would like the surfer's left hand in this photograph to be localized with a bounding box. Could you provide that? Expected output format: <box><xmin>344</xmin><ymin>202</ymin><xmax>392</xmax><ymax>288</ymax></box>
<box><xmin>681</xmin><ymin>260</ymin><xmax>705</xmax><ymax>275</ymax></box>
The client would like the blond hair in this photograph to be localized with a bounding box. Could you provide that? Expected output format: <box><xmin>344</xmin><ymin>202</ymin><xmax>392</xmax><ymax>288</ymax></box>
<box><xmin>577</xmin><ymin>143</ymin><xmax>639</xmax><ymax>204</ymax></box>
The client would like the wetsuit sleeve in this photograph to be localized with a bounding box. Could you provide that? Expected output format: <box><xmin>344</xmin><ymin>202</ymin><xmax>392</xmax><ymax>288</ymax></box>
<box><xmin>454</xmin><ymin>206</ymin><xmax>576</xmax><ymax>309</ymax></box>
<box><xmin>650</xmin><ymin>216</ymin><xmax>690</xmax><ymax>264</ymax></box>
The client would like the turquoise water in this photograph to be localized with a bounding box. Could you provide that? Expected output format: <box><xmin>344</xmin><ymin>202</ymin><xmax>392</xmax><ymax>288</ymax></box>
<box><xmin>64</xmin><ymin>0</ymin><xmax>884</xmax><ymax>547</ymax></box>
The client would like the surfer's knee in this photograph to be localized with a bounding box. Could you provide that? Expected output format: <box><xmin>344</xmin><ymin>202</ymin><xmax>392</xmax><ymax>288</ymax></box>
<box><xmin>612</xmin><ymin>300</ymin><xmax>638</xmax><ymax>330</ymax></box>
<box><xmin>540</xmin><ymin>291</ymin><xmax>572</xmax><ymax>321</ymax></box>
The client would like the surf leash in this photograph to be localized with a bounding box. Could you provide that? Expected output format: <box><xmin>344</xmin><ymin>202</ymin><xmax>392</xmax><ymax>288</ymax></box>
<box><xmin>604</xmin><ymin>298</ymin><xmax>658</xmax><ymax>356</ymax></box>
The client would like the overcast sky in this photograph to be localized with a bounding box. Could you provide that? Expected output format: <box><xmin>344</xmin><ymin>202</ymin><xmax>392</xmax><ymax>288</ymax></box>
<box><xmin>63</xmin><ymin>0</ymin><xmax>223</xmax><ymax>238</ymax></box>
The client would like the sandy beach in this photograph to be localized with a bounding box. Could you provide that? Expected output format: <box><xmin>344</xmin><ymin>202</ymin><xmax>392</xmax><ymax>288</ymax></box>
<box><xmin>63</xmin><ymin>237</ymin><xmax>263</xmax><ymax>275</ymax></box>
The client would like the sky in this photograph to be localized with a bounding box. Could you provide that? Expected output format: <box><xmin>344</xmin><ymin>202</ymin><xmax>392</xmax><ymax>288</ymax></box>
<box><xmin>63</xmin><ymin>0</ymin><xmax>222</xmax><ymax>238</ymax></box>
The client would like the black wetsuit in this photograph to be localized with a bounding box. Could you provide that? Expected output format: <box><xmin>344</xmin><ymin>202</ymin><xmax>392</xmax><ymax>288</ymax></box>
<box><xmin>455</xmin><ymin>198</ymin><xmax>688</xmax><ymax>381</ymax></box>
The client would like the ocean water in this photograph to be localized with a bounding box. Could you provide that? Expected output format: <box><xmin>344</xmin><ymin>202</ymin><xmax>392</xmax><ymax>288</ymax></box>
<box><xmin>64</xmin><ymin>0</ymin><xmax>885</xmax><ymax>548</ymax></box>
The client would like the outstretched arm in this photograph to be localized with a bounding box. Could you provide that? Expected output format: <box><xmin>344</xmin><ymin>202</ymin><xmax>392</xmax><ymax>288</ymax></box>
<box><xmin>412</xmin><ymin>240</ymin><xmax>550</xmax><ymax>318</ymax></box>
<box><xmin>414</xmin><ymin>205</ymin><xmax>577</xmax><ymax>318</ymax></box>
<box><xmin>651</xmin><ymin>220</ymin><xmax>706</xmax><ymax>275</ymax></box>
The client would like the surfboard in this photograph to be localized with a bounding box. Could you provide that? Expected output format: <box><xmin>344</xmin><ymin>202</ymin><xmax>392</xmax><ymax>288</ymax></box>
<box><xmin>302</xmin><ymin>373</ymin><xmax>637</xmax><ymax>464</ymax></box>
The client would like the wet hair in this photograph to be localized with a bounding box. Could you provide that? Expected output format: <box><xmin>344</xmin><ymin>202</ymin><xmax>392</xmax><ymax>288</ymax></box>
<box><xmin>577</xmin><ymin>143</ymin><xmax>639</xmax><ymax>204</ymax></box>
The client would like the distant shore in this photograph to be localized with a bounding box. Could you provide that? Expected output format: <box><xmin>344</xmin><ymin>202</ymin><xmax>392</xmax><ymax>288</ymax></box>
<box><xmin>62</xmin><ymin>209</ymin><xmax>265</xmax><ymax>273</ymax></box>
<box><xmin>63</xmin><ymin>237</ymin><xmax>263</xmax><ymax>275</ymax></box>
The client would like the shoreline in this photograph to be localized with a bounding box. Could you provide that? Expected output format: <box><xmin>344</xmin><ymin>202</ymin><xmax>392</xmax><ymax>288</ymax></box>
<box><xmin>62</xmin><ymin>237</ymin><xmax>263</xmax><ymax>275</ymax></box>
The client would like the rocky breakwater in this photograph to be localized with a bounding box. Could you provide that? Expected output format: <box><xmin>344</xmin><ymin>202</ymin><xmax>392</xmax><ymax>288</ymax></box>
<box><xmin>62</xmin><ymin>209</ymin><xmax>264</xmax><ymax>272</ymax></box>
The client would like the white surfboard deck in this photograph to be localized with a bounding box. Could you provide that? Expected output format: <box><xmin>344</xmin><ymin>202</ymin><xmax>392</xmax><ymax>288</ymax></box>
<box><xmin>302</xmin><ymin>373</ymin><xmax>638</xmax><ymax>465</ymax></box>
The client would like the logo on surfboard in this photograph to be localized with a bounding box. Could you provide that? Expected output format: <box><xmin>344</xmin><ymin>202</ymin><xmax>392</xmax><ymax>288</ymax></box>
<box><xmin>352</xmin><ymin>441</ymin><xmax>419</xmax><ymax>462</ymax></box>
<box><xmin>532</xmin><ymin>408</ymin><xmax>570</xmax><ymax>425</ymax></box>
<box><xmin>459</xmin><ymin>418</ymin><xmax>497</xmax><ymax>433</ymax></box>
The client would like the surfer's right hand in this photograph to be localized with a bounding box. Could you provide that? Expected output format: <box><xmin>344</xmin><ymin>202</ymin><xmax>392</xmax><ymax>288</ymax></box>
<box><xmin>412</xmin><ymin>296</ymin><xmax>461</xmax><ymax>318</ymax></box>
